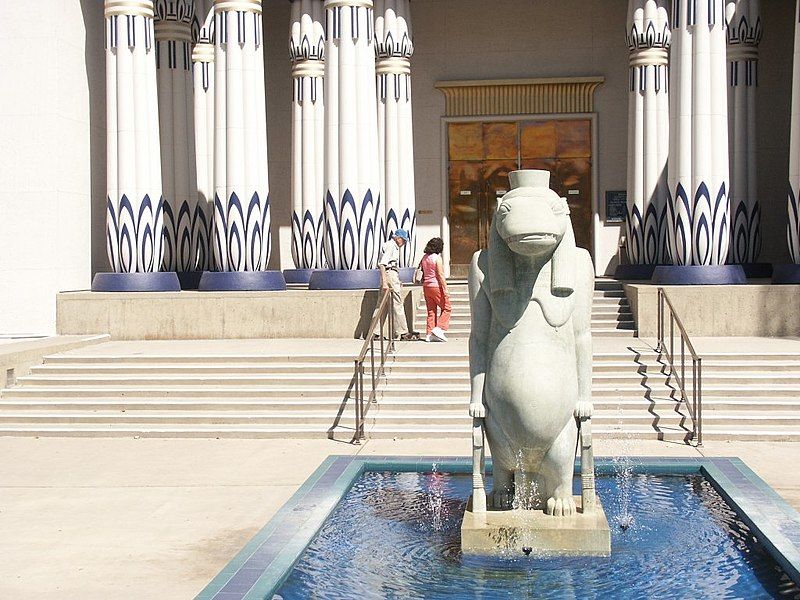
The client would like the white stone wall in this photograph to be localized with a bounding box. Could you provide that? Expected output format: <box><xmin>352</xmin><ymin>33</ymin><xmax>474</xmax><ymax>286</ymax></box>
<box><xmin>0</xmin><ymin>1</ymin><xmax>104</xmax><ymax>334</ymax></box>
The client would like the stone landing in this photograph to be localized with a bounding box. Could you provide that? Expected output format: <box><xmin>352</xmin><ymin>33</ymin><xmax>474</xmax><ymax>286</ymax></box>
<box><xmin>461</xmin><ymin>495</ymin><xmax>611</xmax><ymax>557</ymax></box>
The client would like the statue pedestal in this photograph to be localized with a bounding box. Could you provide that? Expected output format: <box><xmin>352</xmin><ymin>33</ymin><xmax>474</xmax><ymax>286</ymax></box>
<box><xmin>461</xmin><ymin>495</ymin><xmax>611</xmax><ymax>557</ymax></box>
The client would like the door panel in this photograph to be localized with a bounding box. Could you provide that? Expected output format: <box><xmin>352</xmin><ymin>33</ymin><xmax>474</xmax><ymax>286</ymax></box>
<box><xmin>448</xmin><ymin>122</ymin><xmax>483</xmax><ymax>161</ymax></box>
<box><xmin>448</xmin><ymin>161</ymin><xmax>483</xmax><ymax>265</ymax></box>
<box><xmin>556</xmin><ymin>119</ymin><xmax>591</xmax><ymax>158</ymax></box>
<box><xmin>520</xmin><ymin>121</ymin><xmax>557</xmax><ymax>159</ymax></box>
<box><xmin>448</xmin><ymin>118</ymin><xmax>594</xmax><ymax>266</ymax></box>
<box><xmin>482</xmin><ymin>159</ymin><xmax>518</xmax><ymax>244</ymax></box>
<box><xmin>555</xmin><ymin>158</ymin><xmax>592</xmax><ymax>253</ymax></box>
<box><xmin>483</xmin><ymin>122</ymin><xmax>518</xmax><ymax>160</ymax></box>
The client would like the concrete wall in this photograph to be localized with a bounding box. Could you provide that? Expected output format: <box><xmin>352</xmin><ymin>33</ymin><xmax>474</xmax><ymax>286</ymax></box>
<box><xmin>0</xmin><ymin>2</ymin><xmax>104</xmax><ymax>335</ymax></box>
<box><xmin>56</xmin><ymin>289</ymin><xmax>422</xmax><ymax>340</ymax></box>
<box><xmin>625</xmin><ymin>284</ymin><xmax>800</xmax><ymax>338</ymax></box>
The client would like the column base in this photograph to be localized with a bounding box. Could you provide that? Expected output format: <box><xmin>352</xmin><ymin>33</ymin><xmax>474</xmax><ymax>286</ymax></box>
<box><xmin>309</xmin><ymin>269</ymin><xmax>381</xmax><ymax>290</ymax></box>
<box><xmin>398</xmin><ymin>267</ymin><xmax>416</xmax><ymax>284</ymax></box>
<box><xmin>176</xmin><ymin>271</ymin><xmax>204</xmax><ymax>290</ymax></box>
<box><xmin>198</xmin><ymin>271</ymin><xmax>287</xmax><ymax>291</ymax></box>
<box><xmin>91</xmin><ymin>272</ymin><xmax>182</xmax><ymax>292</ymax></box>
<box><xmin>651</xmin><ymin>265</ymin><xmax>747</xmax><ymax>285</ymax></box>
<box><xmin>735</xmin><ymin>263</ymin><xmax>773</xmax><ymax>279</ymax></box>
<box><xmin>283</xmin><ymin>269</ymin><xmax>318</xmax><ymax>285</ymax></box>
<box><xmin>613</xmin><ymin>264</ymin><xmax>656</xmax><ymax>281</ymax></box>
<box><xmin>772</xmin><ymin>264</ymin><xmax>800</xmax><ymax>285</ymax></box>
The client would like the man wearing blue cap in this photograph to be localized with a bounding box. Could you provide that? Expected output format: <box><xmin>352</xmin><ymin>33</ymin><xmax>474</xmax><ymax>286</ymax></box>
<box><xmin>377</xmin><ymin>229</ymin><xmax>415</xmax><ymax>340</ymax></box>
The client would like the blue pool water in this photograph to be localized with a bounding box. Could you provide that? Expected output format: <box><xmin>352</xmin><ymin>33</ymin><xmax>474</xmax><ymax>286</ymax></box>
<box><xmin>277</xmin><ymin>471</ymin><xmax>800</xmax><ymax>599</ymax></box>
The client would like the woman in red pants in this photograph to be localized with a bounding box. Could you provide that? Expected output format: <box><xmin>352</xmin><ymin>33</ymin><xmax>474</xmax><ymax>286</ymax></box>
<box><xmin>419</xmin><ymin>237</ymin><xmax>451</xmax><ymax>342</ymax></box>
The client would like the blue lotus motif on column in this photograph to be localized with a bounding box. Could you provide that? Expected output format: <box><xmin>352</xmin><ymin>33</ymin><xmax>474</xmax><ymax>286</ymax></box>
<box><xmin>730</xmin><ymin>200</ymin><xmax>761</xmax><ymax>264</ymax></box>
<box><xmin>161</xmin><ymin>200</ymin><xmax>195</xmax><ymax>272</ymax></box>
<box><xmin>213</xmin><ymin>191</ymin><xmax>271</xmax><ymax>272</ymax></box>
<box><xmin>106</xmin><ymin>194</ymin><xmax>165</xmax><ymax>273</ymax></box>
<box><xmin>291</xmin><ymin>210</ymin><xmax>326</xmax><ymax>269</ymax></box>
<box><xmin>667</xmin><ymin>181</ymin><xmax>729</xmax><ymax>266</ymax></box>
<box><xmin>193</xmin><ymin>201</ymin><xmax>213</xmax><ymax>271</ymax></box>
<box><xmin>625</xmin><ymin>204</ymin><xmax>644</xmax><ymax>265</ymax></box>
<box><xmin>323</xmin><ymin>188</ymin><xmax>382</xmax><ymax>270</ymax></box>
<box><xmin>789</xmin><ymin>184</ymin><xmax>800</xmax><ymax>264</ymax></box>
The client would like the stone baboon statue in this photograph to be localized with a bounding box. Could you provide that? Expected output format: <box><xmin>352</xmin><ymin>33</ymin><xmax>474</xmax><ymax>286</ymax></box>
<box><xmin>469</xmin><ymin>170</ymin><xmax>594</xmax><ymax>516</ymax></box>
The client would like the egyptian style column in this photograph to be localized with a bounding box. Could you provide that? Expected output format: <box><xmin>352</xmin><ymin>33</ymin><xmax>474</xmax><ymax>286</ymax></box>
<box><xmin>192</xmin><ymin>0</ymin><xmax>215</xmax><ymax>271</ymax></box>
<box><xmin>323</xmin><ymin>0</ymin><xmax>382</xmax><ymax>270</ymax></box>
<box><xmin>727</xmin><ymin>0</ymin><xmax>762</xmax><ymax>264</ymax></box>
<box><xmin>213</xmin><ymin>0</ymin><xmax>271</xmax><ymax>272</ymax></box>
<box><xmin>290</xmin><ymin>0</ymin><xmax>326</xmax><ymax>270</ymax></box>
<box><xmin>666</xmin><ymin>0</ymin><xmax>731</xmax><ymax>267</ymax></box>
<box><xmin>788</xmin><ymin>0</ymin><xmax>800</xmax><ymax>264</ymax></box>
<box><xmin>375</xmin><ymin>0</ymin><xmax>416</xmax><ymax>267</ymax></box>
<box><xmin>154</xmin><ymin>0</ymin><xmax>198</xmax><ymax>274</ymax></box>
<box><xmin>104</xmin><ymin>0</ymin><xmax>165</xmax><ymax>274</ymax></box>
<box><xmin>625</xmin><ymin>0</ymin><xmax>671</xmax><ymax>267</ymax></box>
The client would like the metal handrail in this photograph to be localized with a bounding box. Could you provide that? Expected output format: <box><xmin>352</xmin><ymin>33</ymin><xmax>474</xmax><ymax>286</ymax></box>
<box><xmin>657</xmin><ymin>287</ymin><xmax>703</xmax><ymax>446</ymax></box>
<box><xmin>352</xmin><ymin>290</ymin><xmax>395</xmax><ymax>442</ymax></box>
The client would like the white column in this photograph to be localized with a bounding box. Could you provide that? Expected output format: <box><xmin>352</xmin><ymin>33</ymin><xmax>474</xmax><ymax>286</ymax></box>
<box><xmin>213</xmin><ymin>0</ymin><xmax>271</xmax><ymax>272</ymax></box>
<box><xmin>155</xmin><ymin>0</ymin><xmax>197</xmax><ymax>273</ymax></box>
<box><xmin>290</xmin><ymin>0</ymin><xmax>326</xmax><ymax>269</ymax></box>
<box><xmin>375</xmin><ymin>0</ymin><xmax>416</xmax><ymax>267</ymax></box>
<box><xmin>626</xmin><ymin>0</ymin><xmax>671</xmax><ymax>265</ymax></box>
<box><xmin>323</xmin><ymin>0</ymin><xmax>382</xmax><ymax>270</ymax></box>
<box><xmin>105</xmin><ymin>0</ymin><xmax>164</xmax><ymax>273</ymax></box>
<box><xmin>193</xmin><ymin>0</ymin><xmax>215</xmax><ymax>271</ymax></box>
<box><xmin>727</xmin><ymin>0</ymin><xmax>762</xmax><ymax>264</ymax></box>
<box><xmin>667</xmin><ymin>0</ymin><xmax>730</xmax><ymax>266</ymax></box>
<box><xmin>789</xmin><ymin>0</ymin><xmax>800</xmax><ymax>263</ymax></box>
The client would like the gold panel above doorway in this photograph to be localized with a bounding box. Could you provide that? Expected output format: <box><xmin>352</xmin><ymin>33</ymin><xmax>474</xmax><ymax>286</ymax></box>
<box><xmin>435</xmin><ymin>77</ymin><xmax>605</xmax><ymax>117</ymax></box>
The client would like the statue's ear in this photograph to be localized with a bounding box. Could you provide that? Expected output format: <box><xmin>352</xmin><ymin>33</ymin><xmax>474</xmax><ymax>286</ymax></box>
<box><xmin>551</xmin><ymin>218</ymin><xmax>576</xmax><ymax>295</ymax></box>
<box><xmin>488</xmin><ymin>216</ymin><xmax>515</xmax><ymax>293</ymax></box>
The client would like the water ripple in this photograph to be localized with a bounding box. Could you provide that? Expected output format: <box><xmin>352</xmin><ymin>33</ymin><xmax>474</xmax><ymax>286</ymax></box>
<box><xmin>278</xmin><ymin>472</ymin><xmax>800</xmax><ymax>600</ymax></box>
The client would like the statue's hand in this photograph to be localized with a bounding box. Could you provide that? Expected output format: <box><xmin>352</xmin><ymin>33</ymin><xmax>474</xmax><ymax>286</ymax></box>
<box><xmin>574</xmin><ymin>401</ymin><xmax>593</xmax><ymax>419</ymax></box>
<box><xmin>469</xmin><ymin>402</ymin><xmax>487</xmax><ymax>418</ymax></box>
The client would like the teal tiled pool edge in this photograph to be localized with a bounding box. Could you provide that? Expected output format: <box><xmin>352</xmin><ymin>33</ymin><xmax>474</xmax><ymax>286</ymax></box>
<box><xmin>194</xmin><ymin>456</ymin><xmax>800</xmax><ymax>600</ymax></box>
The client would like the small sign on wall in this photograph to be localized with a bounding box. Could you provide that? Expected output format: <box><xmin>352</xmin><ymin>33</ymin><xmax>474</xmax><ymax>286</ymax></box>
<box><xmin>605</xmin><ymin>191</ymin><xmax>627</xmax><ymax>224</ymax></box>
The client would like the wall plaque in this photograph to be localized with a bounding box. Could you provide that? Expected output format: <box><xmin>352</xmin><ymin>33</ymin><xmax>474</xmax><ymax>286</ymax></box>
<box><xmin>605</xmin><ymin>191</ymin><xmax>627</xmax><ymax>224</ymax></box>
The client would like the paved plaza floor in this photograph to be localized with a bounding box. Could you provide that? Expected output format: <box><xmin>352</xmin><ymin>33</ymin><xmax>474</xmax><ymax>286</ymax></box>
<box><xmin>0</xmin><ymin>436</ymin><xmax>798</xmax><ymax>599</ymax></box>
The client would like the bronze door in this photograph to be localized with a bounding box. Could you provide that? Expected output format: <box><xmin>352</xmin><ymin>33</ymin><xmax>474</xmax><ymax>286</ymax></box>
<box><xmin>448</xmin><ymin>118</ymin><xmax>593</xmax><ymax>269</ymax></box>
<box><xmin>520</xmin><ymin>119</ymin><xmax>593</xmax><ymax>253</ymax></box>
<box><xmin>448</xmin><ymin>122</ymin><xmax>518</xmax><ymax>266</ymax></box>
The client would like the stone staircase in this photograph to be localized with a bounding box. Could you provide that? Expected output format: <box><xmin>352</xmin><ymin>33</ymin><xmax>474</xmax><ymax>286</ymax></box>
<box><xmin>0</xmin><ymin>351</ymin><xmax>361</xmax><ymax>438</ymax></box>
<box><xmin>370</xmin><ymin>346</ymin><xmax>800</xmax><ymax>441</ymax></box>
<box><xmin>414</xmin><ymin>278</ymin><xmax>636</xmax><ymax>338</ymax></box>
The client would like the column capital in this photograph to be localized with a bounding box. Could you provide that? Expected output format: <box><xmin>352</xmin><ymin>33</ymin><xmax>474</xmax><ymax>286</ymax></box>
<box><xmin>324</xmin><ymin>0</ymin><xmax>372</xmax><ymax>9</ymax></box>
<box><xmin>105</xmin><ymin>0</ymin><xmax>155</xmax><ymax>18</ymax></box>
<box><xmin>629</xmin><ymin>47</ymin><xmax>668</xmax><ymax>68</ymax></box>
<box><xmin>214</xmin><ymin>0</ymin><xmax>261</xmax><ymax>14</ymax></box>
<box><xmin>154</xmin><ymin>0</ymin><xmax>193</xmax><ymax>41</ymax></box>
<box><xmin>192</xmin><ymin>41</ymin><xmax>215</xmax><ymax>63</ymax></box>
<box><xmin>292</xmin><ymin>59</ymin><xmax>325</xmax><ymax>78</ymax></box>
<box><xmin>376</xmin><ymin>56</ymin><xmax>410</xmax><ymax>75</ymax></box>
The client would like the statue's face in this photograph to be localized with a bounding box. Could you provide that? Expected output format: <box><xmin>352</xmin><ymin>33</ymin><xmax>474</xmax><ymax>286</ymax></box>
<box><xmin>494</xmin><ymin>193</ymin><xmax>569</xmax><ymax>259</ymax></box>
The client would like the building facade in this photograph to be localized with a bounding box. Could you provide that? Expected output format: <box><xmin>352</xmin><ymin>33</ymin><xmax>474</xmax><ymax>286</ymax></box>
<box><xmin>0</xmin><ymin>0</ymin><xmax>795</xmax><ymax>333</ymax></box>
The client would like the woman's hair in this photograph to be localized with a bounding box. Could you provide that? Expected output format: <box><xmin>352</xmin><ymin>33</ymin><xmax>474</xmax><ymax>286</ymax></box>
<box><xmin>424</xmin><ymin>237</ymin><xmax>444</xmax><ymax>255</ymax></box>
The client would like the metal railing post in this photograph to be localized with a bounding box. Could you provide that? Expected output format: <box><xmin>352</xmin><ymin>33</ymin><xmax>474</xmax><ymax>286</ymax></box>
<box><xmin>697</xmin><ymin>358</ymin><xmax>703</xmax><ymax>446</ymax></box>
<box><xmin>354</xmin><ymin>359</ymin><xmax>362</xmax><ymax>444</ymax></box>
<box><xmin>657</xmin><ymin>289</ymin><xmax>663</xmax><ymax>351</ymax></box>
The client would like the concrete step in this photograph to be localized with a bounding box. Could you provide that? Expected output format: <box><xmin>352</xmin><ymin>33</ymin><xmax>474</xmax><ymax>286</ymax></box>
<box><xmin>0</xmin><ymin>399</ymin><xmax>356</xmax><ymax>411</ymax></box>
<box><xmin>1</xmin><ymin>386</ymin><xmax>355</xmax><ymax>399</ymax></box>
<box><xmin>42</xmin><ymin>354</ymin><xmax>357</xmax><ymax>365</ymax></box>
<box><xmin>0</xmin><ymin>410</ymin><xmax>359</xmax><ymax>426</ymax></box>
<box><xmin>432</xmin><ymin>328</ymin><xmax>637</xmax><ymax>339</ymax></box>
<box><xmin>15</xmin><ymin>374</ymin><xmax>363</xmax><ymax>387</ymax></box>
<box><xmin>29</xmin><ymin>363</ymin><xmax>362</xmax><ymax>376</ymax></box>
<box><xmin>0</xmin><ymin>424</ymin><xmax>348</xmax><ymax>439</ymax></box>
